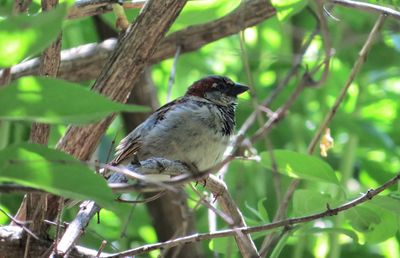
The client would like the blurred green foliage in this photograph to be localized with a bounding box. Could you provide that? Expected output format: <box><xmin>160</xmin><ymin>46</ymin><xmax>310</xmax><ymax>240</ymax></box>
<box><xmin>1</xmin><ymin>0</ymin><xmax>400</xmax><ymax>257</ymax></box>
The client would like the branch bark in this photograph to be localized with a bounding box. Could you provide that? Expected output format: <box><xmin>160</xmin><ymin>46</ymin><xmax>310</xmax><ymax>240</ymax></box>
<box><xmin>3</xmin><ymin>0</ymin><xmax>276</xmax><ymax>83</ymax></box>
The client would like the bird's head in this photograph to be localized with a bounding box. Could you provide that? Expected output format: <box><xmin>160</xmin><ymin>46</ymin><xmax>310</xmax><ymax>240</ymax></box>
<box><xmin>185</xmin><ymin>75</ymin><xmax>249</xmax><ymax>106</ymax></box>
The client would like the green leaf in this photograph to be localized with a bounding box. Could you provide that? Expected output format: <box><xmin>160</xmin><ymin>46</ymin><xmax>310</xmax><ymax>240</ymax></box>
<box><xmin>245</xmin><ymin>201</ymin><xmax>265</xmax><ymax>222</ymax></box>
<box><xmin>345</xmin><ymin>203</ymin><xmax>398</xmax><ymax>243</ymax></box>
<box><xmin>0</xmin><ymin>76</ymin><xmax>149</xmax><ymax>124</ymax></box>
<box><xmin>260</xmin><ymin>150</ymin><xmax>339</xmax><ymax>184</ymax></box>
<box><xmin>209</xmin><ymin>237</ymin><xmax>238</xmax><ymax>255</ymax></box>
<box><xmin>271</xmin><ymin>0</ymin><xmax>309</xmax><ymax>21</ymax></box>
<box><xmin>0</xmin><ymin>143</ymin><xmax>116</xmax><ymax>210</ymax></box>
<box><xmin>369</xmin><ymin>194</ymin><xmax>400</xmax><ymax>213</ymax></box>
<box><xmin>270</xmin><ymin>232</ymin><xmax>290</xmax><ymax>258</ymax></box>
<box><xmin>0</xmin><ymin>4</ymin><xmax>67</xmax><ymax>67</ymax></box>
<box><xmin>305</xmin><ymin>227</ymin><xmax>359</xmax><ymax>243</ymax></box>
<box><xmin>257</xmin><ymin>197</ymin><xmax>270</xmax><ymax>223</ymax></box>
<box><xmin>293</xmin><ymin>189</ymin><xmax>340</xmax><ymax>216</ymax></box>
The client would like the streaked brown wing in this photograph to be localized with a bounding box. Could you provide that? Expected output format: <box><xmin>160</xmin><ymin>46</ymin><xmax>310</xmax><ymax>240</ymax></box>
<box><xmin>111</xmin><ymin>135</ymin><xmax>142</xmax><ymax>165</ymax></box>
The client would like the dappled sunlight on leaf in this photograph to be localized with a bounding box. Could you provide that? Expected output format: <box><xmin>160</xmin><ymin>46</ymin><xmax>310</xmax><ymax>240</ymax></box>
<box><xmin>0</xmin><ymin>143</ymin><xmax>117</xmax><ymax>211</ymax></box>
<box><xmin>0</xmin><ymin>76</ymin><xmax>149</xmax><ymax>124</ymax></box>
<box><xmin>0</xmin><ymin>4</ymin><xmax>67</xmax><ymax>67</ymax></box>
<box><xmin>260</xmin><ymin>150</ymin><xmax>339</xmax><ymax>184</ymax></box>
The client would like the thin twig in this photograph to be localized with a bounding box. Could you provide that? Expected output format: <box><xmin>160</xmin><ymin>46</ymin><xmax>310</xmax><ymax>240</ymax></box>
<box><xmin>116</xmin><ymin>191</ymin><xmax>166</xmax><ymax>203</ymax></box>
<box><xmin>102</xmin><ymin>172</ymin><xmax>400</xmax><ymax>257</ymax></box>
<box><xmin>54</xmin><ymin>198</ymin><xmax>64</xmax><ymax>252</ymax></box>
<box><xmin>308</xmin><ymin>13</ymin><xmax>387</xmax><ymax>154</ymax></box>
<box><xmin>0</xmin><ymin>207</ymin><xmax>39</xmax><ymax>241</ymax></box>
<box><xmin>309</xmin><ymin>0</ymin><xmax>332</xmax><ymax>88</ymax></box>
<box><xmin>331</xmin><ymin>0</ymin><xmax>400</xmax><ymax>20</ymax></box>
<box><xmin>96</xmin><ymin>240</ymin><xmax>107</xmax><ymax>257</ymax></box>
<box><xmin>189</xmin><ymin>185</ymin><xmax>234</xmax><ymax>226</ymax></box>
<box><xmin>23</xmin><ymin>235</ymin><xmax>31</xmax><ymax>258</ymax></box>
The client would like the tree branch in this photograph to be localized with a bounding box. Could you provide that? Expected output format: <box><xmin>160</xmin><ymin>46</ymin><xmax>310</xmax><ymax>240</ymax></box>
<box><xmin>3</xmin><ymin>0</ymin><xmax>275</xmax><ymax>83</ymax></box>
<box><xmin>102</xmin><ymin>172</ymin><xmax>400</xmax><ymax>257</ymax></box>
<box><xmin>331</xmin><ymin>0</ymin><xmax>400</xmax><ymax>20</ymax></box>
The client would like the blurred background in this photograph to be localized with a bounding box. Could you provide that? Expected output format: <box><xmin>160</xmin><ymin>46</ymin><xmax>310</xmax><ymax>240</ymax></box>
<box><xmin>1</xmin><ymin>0</ymin><xmax>400</xmax><ymax>257</ymax></box>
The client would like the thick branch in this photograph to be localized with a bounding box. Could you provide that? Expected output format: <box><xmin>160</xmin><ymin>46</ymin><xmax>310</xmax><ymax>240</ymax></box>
<box><xmin>4</xmin><ymin>0</ymin><xmax>275</xmax><ymax>83</ymax></box>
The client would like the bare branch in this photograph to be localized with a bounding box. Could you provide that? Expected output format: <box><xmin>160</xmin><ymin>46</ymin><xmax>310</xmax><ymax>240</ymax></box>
<box><xmin>331</xmin><ymin>0</ymin><xmax>400</xmax><ymax>20</ymax></box>
<box><xmin>102</xmin><ymin>172</ymin><xmax>400</xmax><ymax>257</ymax></box>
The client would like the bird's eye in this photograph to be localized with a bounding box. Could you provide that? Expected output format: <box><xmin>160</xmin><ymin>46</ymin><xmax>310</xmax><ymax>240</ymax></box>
<box><xmin>211</xmin><ymin>83</ymin><xmax>218</xmax><ymax>88</ymax></box>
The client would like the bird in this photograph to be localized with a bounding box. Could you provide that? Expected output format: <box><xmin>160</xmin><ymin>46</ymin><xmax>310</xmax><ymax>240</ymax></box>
<box><xmin>111</xmin><ymin>75</ymin><xmax>249</xmax><ymax>175</ymax></box>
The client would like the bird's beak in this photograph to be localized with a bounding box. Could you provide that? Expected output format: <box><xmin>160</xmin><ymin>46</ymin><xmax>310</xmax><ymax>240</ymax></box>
<box><xmin>227</xmin><ymin>83</ymin><xmax>249</xmax><ymax>96</ymax></box>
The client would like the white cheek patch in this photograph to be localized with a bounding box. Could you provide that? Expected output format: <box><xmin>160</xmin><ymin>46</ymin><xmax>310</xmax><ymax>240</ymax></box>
<box><xmin>212</xmin><ymin>83</ymin><xmax>218</xmax><ymax>88</ymax></box>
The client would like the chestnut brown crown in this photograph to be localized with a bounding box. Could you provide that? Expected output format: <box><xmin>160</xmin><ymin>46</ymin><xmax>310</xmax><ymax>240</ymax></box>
<box><xmin>185</xmin><ymin>75</ymin><xmax>249</xmax><ymax>106</ymax></box>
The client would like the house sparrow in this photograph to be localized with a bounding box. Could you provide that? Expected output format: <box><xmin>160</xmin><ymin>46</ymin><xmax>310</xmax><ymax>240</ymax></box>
<box><xmin>111</xmin><ymin>75</ymin><xmax>248</xmax><ymax>174</ymax></box>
